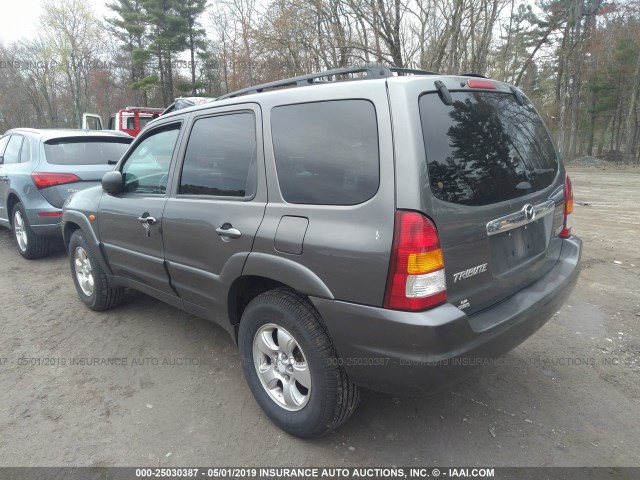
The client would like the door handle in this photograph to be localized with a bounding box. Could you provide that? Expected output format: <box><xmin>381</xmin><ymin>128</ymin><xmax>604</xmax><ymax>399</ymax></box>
<box><xmin>0</xmin><ymin>174</ymin><xmax>8</xmax><ymax>181</ymax></box>
<box><xmin>138</xmin><ymin>215</ymin><xmax>157</xmax><ymax>225</ymax></box>
<box><xmin>216</xmin><ymin>224</ymin><xmax>242</xmax><ymax>240</ymax></box>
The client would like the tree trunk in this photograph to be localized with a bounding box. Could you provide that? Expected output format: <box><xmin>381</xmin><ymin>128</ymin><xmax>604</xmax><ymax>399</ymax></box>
<box><xmin>623</xmin><ymin>51</ymin><xmax>640</xmax><ymax>163</ymax></box>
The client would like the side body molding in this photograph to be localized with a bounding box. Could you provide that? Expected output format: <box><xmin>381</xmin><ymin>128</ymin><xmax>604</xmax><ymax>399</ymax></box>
<box><xmin>242</xmin><ymin>252</ymin><xmax>334</xmax><ymax>300</ymax></box>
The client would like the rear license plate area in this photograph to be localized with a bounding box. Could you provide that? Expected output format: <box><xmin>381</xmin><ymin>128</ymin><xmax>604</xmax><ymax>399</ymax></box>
<box><xmin>490</xmin><ymin>219</ymin><xmax>547</xmax><ymax>275</ymax></box>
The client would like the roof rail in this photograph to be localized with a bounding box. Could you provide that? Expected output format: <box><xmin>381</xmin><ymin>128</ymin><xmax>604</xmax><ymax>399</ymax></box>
<box><xmin>217</xmin><ymin>64</ymin><xmax>440</xmax><ymax>100</ymax></box>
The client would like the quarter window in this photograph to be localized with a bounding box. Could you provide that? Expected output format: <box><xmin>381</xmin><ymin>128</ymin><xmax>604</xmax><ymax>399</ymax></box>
<box><xmin>179</xmin><ymin>113</ymin><xmax>257</xmax><ymax>198</ymax></box>
<box><xmin>121</xmin><ymin>125</ymin><xmax>180</xmax><ymax>194</ymax></box>
<box><xmin>271</xmin><ymin>100</ymin><xmax>380</xmax><ymax>205</ymax></box>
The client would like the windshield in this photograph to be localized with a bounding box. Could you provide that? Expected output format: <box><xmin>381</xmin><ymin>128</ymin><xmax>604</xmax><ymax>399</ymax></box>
<box><xmin>420</xmin><ymin>91</ymin><xmax>558</xmax><ymax>206</ymax></box>
<box><xmin>44</xmin><ymin>138</ymin><xmax>131</xmax><ymax>165</ymax></box>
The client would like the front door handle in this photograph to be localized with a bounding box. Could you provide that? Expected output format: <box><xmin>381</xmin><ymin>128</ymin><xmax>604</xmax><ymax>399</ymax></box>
<box><xmin>216</xmin><ymin>223</ymin><xmax>242</xmax><ymax>240</ymax></box>
<box><xmin>138</xmin><ymin>215</ymin><xmax>157</xmax><ymax>225</ymax></box>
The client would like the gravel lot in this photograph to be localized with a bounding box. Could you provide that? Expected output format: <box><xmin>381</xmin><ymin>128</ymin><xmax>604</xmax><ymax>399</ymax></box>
<box><xmin>0</xmin><ymin>167</ymin><xmax>638</xmax><ymax>467</ymax></box>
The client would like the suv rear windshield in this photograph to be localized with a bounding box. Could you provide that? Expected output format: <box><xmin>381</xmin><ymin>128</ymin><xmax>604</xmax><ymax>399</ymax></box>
<box><xmin>45</xmin><ymin>138</ymin><xmax>131</xmax><ymax>165</ymax></box>
<box><xmin>420</xmin><ymin>91</ymin><xmax>558</xmax><ymax>206</ymax></box>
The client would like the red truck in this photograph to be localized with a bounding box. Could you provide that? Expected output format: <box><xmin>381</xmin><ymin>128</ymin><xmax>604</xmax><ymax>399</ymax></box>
<box><xmin>83</xmin><ymin>107</ymin><xmax>164</xmax><ymax>137</ymax></box>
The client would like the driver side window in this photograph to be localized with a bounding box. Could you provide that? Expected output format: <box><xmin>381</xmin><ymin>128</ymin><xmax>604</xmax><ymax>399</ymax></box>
<box><xmin>122</xmin><ymin>125</ymin><xmax>180</xmax><ymax>194</ymax></box>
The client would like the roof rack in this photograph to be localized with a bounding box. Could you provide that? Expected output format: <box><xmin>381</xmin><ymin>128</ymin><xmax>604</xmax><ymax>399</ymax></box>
<box><xmin>217</xmin><ymin>64</ymin><xmax>440</xmax><ymax>100</ymax></box>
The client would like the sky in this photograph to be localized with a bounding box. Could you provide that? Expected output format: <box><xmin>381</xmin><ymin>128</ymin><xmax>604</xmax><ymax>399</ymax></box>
<box><xmin>0</xmin><ymin>0</ymin><xmax>111</xmax><ymax>44</ymax></box>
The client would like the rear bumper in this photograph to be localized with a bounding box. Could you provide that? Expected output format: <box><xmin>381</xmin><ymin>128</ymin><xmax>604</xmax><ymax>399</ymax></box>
<box><xmin>30</xmin><ymin>223</ymin><xmax>62</xmax><ymax>237</ymax></box>
<box><xmin>310</xmin><ymin>236</ymin><xmax>582</xmax><ymax>395</ymax></box>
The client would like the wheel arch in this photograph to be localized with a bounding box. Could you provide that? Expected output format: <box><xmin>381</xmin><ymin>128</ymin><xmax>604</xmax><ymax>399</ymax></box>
<box><xmin>6</xmin><ymin>193</ymin><xmax>21</xmax><ymax>225</ymax></box>
<box><xmin>62</xmin><ymin>211</ymin><xmax>112</xmax><ymax>275</ymax></box>
<box><xmin>228</xmin><ymin>253</ymin><xmax>335</xmax><ymax>337</ymax></box>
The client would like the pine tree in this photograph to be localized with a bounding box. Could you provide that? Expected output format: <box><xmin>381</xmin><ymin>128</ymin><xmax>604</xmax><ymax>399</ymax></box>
<box><xmin>175</xmin><ymin>0</ymin><xmax>207</xmax><ymax>95</ymax></box>
<box><xmin>107</xmin><ymin>0</ymin><xmax>153</xmax><ymax>105</ymax></box>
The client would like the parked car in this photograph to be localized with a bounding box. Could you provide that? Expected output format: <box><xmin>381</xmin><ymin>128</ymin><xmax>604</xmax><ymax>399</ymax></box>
<box><xmin>0</xmin><ymin>129</ymin><xmax>132</xmax><ymax>258</ymax></box>
<box><xmin>62</xmin><ymin>65</ymin><xmax>582</xmax><ymax>438</ymax></box>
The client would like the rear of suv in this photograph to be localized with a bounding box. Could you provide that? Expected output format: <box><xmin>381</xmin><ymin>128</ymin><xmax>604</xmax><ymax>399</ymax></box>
<box><xmin>61</xmin><ymin>65</ymin><xmax>581</xmax><ymax>438</ymax></box>
<box><xmin>0</xmin><ymin>129</ymin><xmax>132</xmax><ymax>258</ymax></box>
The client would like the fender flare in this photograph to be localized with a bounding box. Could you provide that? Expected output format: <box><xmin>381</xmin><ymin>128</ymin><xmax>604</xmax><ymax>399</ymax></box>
<box><xmin>242</xmin><ymin>252</ymin><xmax>334</xmax><ymax>300</ymax></box>
<box><xmin>62</xmin><ymin>210</ymin><xmax>112</xmax><ymax>275</ymax></box>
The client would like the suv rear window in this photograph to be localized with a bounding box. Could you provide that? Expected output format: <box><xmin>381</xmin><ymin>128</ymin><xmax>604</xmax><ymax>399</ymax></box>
<box><xmin>420</xmin><ymin>92</ymin><xmax>558</xmax><ymax>206</ymax></box>
<box><xmin>271</xmin><ymin>100</ymin><xmax>379</xmax><ymax>205</ymax></box>
<box><xmin>44</xmin><ymin>138</ymin><xmax>132</xmax><ymax>165</ymax></box>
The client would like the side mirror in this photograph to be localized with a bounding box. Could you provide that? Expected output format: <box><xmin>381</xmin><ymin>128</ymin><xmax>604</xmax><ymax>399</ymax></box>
<box><xmin>0</xmin><ymin>154</ymin><xmax>4</xmax><ymax>164</ymax></box>
<box><xmin>102</xmin><ymin>171</ymin><xmax>123</xmax><ymax>194</ymax></box>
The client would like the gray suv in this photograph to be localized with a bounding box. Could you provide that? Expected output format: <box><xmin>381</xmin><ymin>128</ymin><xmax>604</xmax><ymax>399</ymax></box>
<box><xmin>0</xmin><ymin>129</ymin><xmax>132</xmax><ymax>258</ymax></box>
<box><xmin>62</xmin><ymin>65</ymin><xmax>582</xmax><ymax>438</ymax></box>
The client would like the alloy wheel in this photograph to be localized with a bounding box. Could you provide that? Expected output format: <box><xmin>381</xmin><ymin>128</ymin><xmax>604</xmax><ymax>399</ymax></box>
<box><xmin>74</xmin><ymin>246</ymin><xmax>94</xmax><ymax>296</ymax></box>
<box><xmin>252</xmin><ymin>323</ymin><xmax>311</xmax><ymax>411</ymax></box>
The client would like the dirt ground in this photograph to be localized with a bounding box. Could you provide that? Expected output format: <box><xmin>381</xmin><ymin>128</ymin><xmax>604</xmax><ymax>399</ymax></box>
<box><xmin>0</xmin><ymin>167</ymin><xmax>638</xmax><ymax>467</ymax></box>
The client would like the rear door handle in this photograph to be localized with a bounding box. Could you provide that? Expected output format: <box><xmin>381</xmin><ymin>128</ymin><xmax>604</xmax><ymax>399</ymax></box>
<box><xmin>138</xmin><ymin>215</ymin><xmax>157</xmax><ymax>225</ymax></box>
<box><xmin>216</xmin><ymin>224</ymin><xmax>242</xmax><ymax>240</ymax></box>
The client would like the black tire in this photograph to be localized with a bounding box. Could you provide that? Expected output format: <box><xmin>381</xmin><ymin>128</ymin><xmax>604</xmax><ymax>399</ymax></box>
<box><xmin>12</xmin><ymin>203</ymin><xmax>50</xmax><ymax>259</ymax></box>
<box><xmin>69</xmin><ymin>229</ymin><xmax>123</xmax><ymax>311</ymax></box>
<box><xmin>238</xmin><ymin>288</ymin><xmax>360</xmax><ymax>438</ymax></box>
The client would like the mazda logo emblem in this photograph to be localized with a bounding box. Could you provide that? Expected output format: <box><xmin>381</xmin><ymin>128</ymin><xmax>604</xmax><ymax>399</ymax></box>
<box><xmin>524</xmin><ymin>204</ymin><xmax>535</xmax><ymax>221</ymax></box>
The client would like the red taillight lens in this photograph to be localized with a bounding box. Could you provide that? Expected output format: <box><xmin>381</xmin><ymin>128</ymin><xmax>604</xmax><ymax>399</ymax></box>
<box><xmin>31</xmin><ymin>173</ymin><xmax>81</xmax><ymax>189</ymax></box>
<box><xmin>560</xmin><ymin>174</ymin><xmax>573</xmax><ymax>238</ymax></box>
<box><xmin>467</xmin><ymin>79</ymin><xmax>497</xmax><ymax>89</ymax></box>
<box><xmin>384</xmin><ymin>211</ymin><xmax>447</xmax><ymax>311</ymax></box>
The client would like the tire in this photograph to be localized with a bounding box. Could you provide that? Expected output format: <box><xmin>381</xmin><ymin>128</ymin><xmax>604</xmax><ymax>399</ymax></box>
<box><xmin>12</xmin><ymin>203</ymin><xmax>50</xmax><ymax>259</ymax></box>
<box><xmin>238</xmin><ymin>288</ymin><xmax>360</xmax><ymax>438</ymax></box>
<box><xmin>69</xmin><ymin>229</ymin><xmax>123</xmax><ymax>311</ymax></box>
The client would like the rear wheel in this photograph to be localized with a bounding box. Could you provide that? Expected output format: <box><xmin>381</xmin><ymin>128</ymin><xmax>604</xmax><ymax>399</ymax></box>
<box><xmin>12</xmin><ymin>203</ymin><xmax>50</xmax><ymax>259</ymax></box>
<box><xmin>238</xmin><ymin>288</ymin><xmax>360</xmax><ymax>438</ymax></box>
<box><xmin>69</xmin><ymin>229</ymin><xmax>123</xmax><ymax>311</ymax></box>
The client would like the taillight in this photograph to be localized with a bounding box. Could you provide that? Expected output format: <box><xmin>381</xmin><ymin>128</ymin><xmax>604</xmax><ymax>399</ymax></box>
<box><xmin>560</xmin><ymin>174</ymin><xmax>573</xmax><ymax>238</ymax></box>
<box><xmin>31</xmin><ymin>173</ymin><xmax>80</xmax><ymax>189</ymax></box>
<box><xmin>384</xmin><ymin>211</ymin><xmax>447</xmax><ymax>311</ymax></box>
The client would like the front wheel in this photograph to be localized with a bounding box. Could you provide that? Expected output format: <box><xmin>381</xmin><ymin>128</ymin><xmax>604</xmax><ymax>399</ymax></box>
<box><xmin>69</xmin><ymin>229</ymin><xmax>123</xmax><ymax>311</ymax></box>
<box><xmin>238</xmin><ymin>288</ymin><xmax>360</xmax><ymax>438</ymax></box>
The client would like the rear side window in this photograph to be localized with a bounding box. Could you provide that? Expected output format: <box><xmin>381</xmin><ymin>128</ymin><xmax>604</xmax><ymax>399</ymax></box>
<box><xmin>44</xmin><ymin>138</ymin><xmax>132</xmax><ymax>165</ymax></box>
<box><xmin>3</xmin><ymin>135</ymin><xmax>23</xmax><ymax>164</ymax></box>
<box><xmin>420</xmin><ymin>92</ymin><xmax>558</xmax><ymax>206</ymax></box>
<box><xmin>179</xmin><ymin>113</ymin><xmax>257</xmax><ymax>198</ymax></box>
<box><xmin>271</xmin><ymin>100</ymin><xmax>379</xmax><ymax>205</ymax></box>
